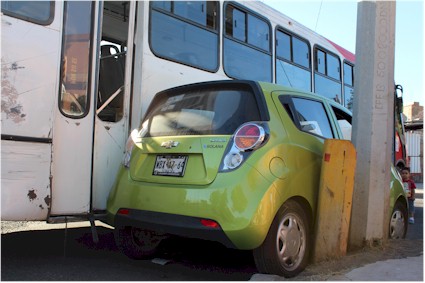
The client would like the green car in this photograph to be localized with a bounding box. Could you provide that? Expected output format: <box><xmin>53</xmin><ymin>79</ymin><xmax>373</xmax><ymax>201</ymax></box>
<box><xmin>106</xmin><ymin>80</ymin><xmax>408</xmax><ymax>277</ymax></box>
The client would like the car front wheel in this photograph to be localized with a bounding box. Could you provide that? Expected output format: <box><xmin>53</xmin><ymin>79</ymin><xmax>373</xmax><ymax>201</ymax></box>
<box><xmin>253</xmin><ymin>200</ymin><xmax>311</xmax><ymax>277</ymax></box>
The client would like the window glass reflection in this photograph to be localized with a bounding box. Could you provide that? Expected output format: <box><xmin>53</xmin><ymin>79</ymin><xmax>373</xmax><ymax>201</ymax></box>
<box><xmin>1</xmin><ymin>1</ymin><xmax>53</xmax><ymax>25</ymax></box>
<box><xmin>314</xmin><ymin>74</ymin><xmax>342</xmax><ymax>103</ymax></box>
<box><xmin>292</xmin><ymin>98</ymin><xmax>334</xmax><ymax>139</ymax></box>
<box><xmin>224</xmin><ymin>39</ymin><xmax>271</xmax><ymax>82</ymax></box>
<box><xmin>276</xmin><ymin>60</ymin><xmax>311</xmax><ymax>91</ymax></box>
<box><xmin>150</xmin><ymin>10</ymin><xmax>218</xmax><ymax>71</ymax></box>
<box><xmin>60</xmin><ymin>1</ymin><xmax>93</xmax><ymax>117</ymax></box>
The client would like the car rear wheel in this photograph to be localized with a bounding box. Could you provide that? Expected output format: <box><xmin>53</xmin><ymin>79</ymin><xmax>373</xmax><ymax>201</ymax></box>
<box><xmin>253</xmin><ymin>200</ymin><xmax>311</xmax><ymax>277</ymax></box>
<box><xmin>115</xmin><ymin>225</ymin><xmax>164</xmax><ymax>259</ymax></box>
<box><xmin>389</xmin><ymin>201</ymin><xmax>408</xmax><ymax>239</ymax></box>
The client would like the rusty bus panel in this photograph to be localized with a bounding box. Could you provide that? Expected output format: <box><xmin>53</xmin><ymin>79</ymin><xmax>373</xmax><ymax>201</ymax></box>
<box><xmin>1</xmin><ymin>141</ymin><xmax>52</xmax><ymax>220</ymax></box>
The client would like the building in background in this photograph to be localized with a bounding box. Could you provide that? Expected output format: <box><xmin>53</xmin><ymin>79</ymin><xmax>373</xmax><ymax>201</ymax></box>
<box><xmin>403</xmin><ymin>102</ymin><xmax>423</xmax><ymax>182</ymax></box>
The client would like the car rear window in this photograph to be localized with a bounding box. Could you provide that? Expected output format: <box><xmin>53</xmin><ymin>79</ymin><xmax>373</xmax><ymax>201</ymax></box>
<box><xmin>141</xmin><ymin>86</ymin><xmax>262</xmax><ymax>137</ymax></box>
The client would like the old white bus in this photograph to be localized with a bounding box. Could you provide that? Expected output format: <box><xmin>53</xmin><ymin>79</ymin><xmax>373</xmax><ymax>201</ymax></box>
<box><xmin>2</xmin><ymin>1</ymin><xmax>358</xmax><ymax>223</ymax></box>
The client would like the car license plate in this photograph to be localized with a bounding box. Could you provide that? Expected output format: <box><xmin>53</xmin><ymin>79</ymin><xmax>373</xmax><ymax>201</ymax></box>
<box><xmin>153</xmin><ymin>155</ymin><xmax>188</xmax><ymax>177</ymax></box>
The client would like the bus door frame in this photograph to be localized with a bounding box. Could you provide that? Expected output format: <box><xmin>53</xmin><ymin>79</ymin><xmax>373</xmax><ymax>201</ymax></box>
<box><xmin>91</xmin><ymin>1</ymin><xmax>137</xmax><ymax>213</ymax></box>
<box><xmin>50</xmin><ymin>2</ymin><xmax>102</xmax><ymax>217</ymax></box>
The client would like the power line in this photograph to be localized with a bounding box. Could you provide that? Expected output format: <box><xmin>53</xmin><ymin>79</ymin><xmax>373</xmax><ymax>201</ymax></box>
<box><xmin>314</xmin><ymin>0</ymin><xmax>323</xmax><ymax>31</ymax></box>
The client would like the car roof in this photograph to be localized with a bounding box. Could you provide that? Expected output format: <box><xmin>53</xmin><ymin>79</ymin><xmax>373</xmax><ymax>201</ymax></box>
<box><xmin>257</xmin><ymin>81</ymin><xmax>352</xmax><ymax>116</ymax></box>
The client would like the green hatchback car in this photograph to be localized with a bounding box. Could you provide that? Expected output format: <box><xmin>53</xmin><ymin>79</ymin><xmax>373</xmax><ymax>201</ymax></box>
<box><xmin>106</xmin><ymin>80</ymin><xmax>408</xmax><ymax>277</ymax></box>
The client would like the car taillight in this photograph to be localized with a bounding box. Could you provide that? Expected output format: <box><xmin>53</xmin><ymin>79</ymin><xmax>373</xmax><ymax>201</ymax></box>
<box><xmin>200</xmin><ymin>219</ymin><xmax>220</xmax><ymax>229</ymax></box>
<box><xmin>234</xmin><ymin>123</ymin><xmax>265</xmax><ymax>151</ymax></box>
<box><xmin>223</xmin><ymin>152</ymin><xmax>244</xmax><ymax>170</ymax></box>
<box><xmin>219</xmin><ymin>122</ymin><xmax>269</xmax><ymax>172</ymax></box>
<box><xmin>123</xmin><ymin>129</ymin><xmax>141</xmax><ymax>168</ymax></box>
<box><xmin>118</xmin><ymin>208</ymin><xmax>130</xmax><ymax>215</ymax></box>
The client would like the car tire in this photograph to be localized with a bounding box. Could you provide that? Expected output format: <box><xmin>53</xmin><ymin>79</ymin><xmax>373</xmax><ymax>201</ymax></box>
<box><xmin>253</xmin><ymin>200</ymin><xmax>311</xmax><ymax>277</ymax></box>
<box><xmin>389</xmin><ymin>201</ymin><xmax>408</xmax><ymax>239</ymax></box>
<box><xmin>115</xmin><ymin>225</ymin><xmax>163</xmax><ymax>259</ymax></box>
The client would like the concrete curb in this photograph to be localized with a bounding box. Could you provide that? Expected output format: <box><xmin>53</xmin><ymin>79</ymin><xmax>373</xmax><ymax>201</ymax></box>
<box><xmin>250</xmin><ymin>255</ymin><xmax>424</xmax><ymax>281</ymax></box>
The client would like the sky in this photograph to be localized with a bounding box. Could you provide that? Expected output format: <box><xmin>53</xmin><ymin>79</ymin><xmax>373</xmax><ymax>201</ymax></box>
<box><xmin>263</xmin><ymin>0</ymin><xmax>424</xmax><ymax>106</ymax></box>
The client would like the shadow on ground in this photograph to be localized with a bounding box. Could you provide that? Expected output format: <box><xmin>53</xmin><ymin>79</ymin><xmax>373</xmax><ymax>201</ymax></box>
<box><xmin>1</xmin><ymin>225</ymin><xmax>256</xmax><ymax>281</ymax></box>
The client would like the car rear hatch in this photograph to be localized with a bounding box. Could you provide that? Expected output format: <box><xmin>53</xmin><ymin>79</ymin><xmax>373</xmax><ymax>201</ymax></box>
<box><xmin>129</xmin><ymin>136</ymin><xmax>228</xmax><ymax>185</ymax></box>
<box><xmin>129</xmin><ymin>80</ymin><xmax>269</xmax><ymax>185</ymax></box>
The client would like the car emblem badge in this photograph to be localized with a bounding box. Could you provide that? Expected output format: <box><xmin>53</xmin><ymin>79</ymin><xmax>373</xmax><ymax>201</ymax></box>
<box><xmin>161</xmin><ymin>140</ymin><xmax>179</xmax><ymax>149</ymax></box>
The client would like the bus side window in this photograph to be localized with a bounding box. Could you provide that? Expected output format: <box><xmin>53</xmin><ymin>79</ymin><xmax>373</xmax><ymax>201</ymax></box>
<box><xmin>316</xmin><ymin>49</ymin><xmax>326</xmax><ymax>74</ymax></box>
<box><xmin>223</xmin><ymin>3</ymin><xmax>272</xmax><ymax>82</ymax></box>
<box><xmin>343</xmin><ymin>61</ymin><xmax>355</xmax><ymax>110</ymax></box>
<box><xmin>150</xmin><ymin>1</ymin><xmax>219</xmax><ymax>72</ymax></box>
<box><xmin>314</xmin><ymin>47</ymin><xmax>342</xmax><ymax>104</ymax></box>
<box><xmin>1</xmin><ymin>1</ymin><xmax>54</xmax><ymax>25</ymax></box>
<box><xmin>275</xmin><ymin>29</ymin><xmax>311</xmax><ymax>92</ymax></box>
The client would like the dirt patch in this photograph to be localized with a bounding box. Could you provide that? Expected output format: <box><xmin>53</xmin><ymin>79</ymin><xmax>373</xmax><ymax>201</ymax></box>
<box><xmin>294</xmin><ymin>238</ymin><xmax>423</xmax><ymax>281</ymax></box>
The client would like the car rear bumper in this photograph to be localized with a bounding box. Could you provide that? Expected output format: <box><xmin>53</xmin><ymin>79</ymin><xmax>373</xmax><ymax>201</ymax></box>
<box><xmin>112</xmin><ymin>209</ymin><xmax>237</xmax><ymax>248</ymax></box>
<box><xmin>106</xmin><ymin>164</ymin><xmax>281</xmax><ymax>249</ymax></box>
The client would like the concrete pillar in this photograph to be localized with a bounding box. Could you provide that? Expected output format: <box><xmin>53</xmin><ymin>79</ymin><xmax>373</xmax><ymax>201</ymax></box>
<box><xmin>349</xmin><ymin>1</ymin><xmax>396</xmax><ymax>249</ymax></box>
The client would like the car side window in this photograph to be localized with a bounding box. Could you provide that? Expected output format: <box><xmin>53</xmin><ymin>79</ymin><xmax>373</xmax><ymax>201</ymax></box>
<box><xmin>291</xmin><ymin>97</ymin><xmax>334</xmax><ymax>139</ymax></box>
<box><xmin>332</xmin><ymin>106</ymin><xmax>352</xmax><ymax>140</ymax></box>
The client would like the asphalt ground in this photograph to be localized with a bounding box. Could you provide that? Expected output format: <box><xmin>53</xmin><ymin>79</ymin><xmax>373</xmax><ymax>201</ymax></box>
<box><xmin>1</xmin><ymin>184</ymin><xmax>423</xmax><ymax>281</ymax></box>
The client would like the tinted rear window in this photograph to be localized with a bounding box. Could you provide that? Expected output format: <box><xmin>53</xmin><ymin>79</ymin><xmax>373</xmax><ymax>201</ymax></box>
<box><xmin>141</xmin><ymin>87</ymin><xmax>262</xmax><ymax>137</ymax></box>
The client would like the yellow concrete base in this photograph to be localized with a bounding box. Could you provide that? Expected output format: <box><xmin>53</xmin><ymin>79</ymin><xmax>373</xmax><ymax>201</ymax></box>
<box><xmin>313</xmin><ymin>139</ymin><xmax>356</xmax><ymax>263</ymax></box>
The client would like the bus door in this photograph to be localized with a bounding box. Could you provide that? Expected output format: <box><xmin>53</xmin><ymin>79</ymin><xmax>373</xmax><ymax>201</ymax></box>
<box><xmin>50</xmin><ymin>1</ymin><xmax>101</xmax><ymax>216</ymax></box>
<box><xmin>51</xmin><ymin>1</ymin><xmax>136</xmax><ymax>217</ymax></box>
<box><xmin>91</xmin><ymin>1</ymin><xmax>136</xmax><ymax>212</ymax></box>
